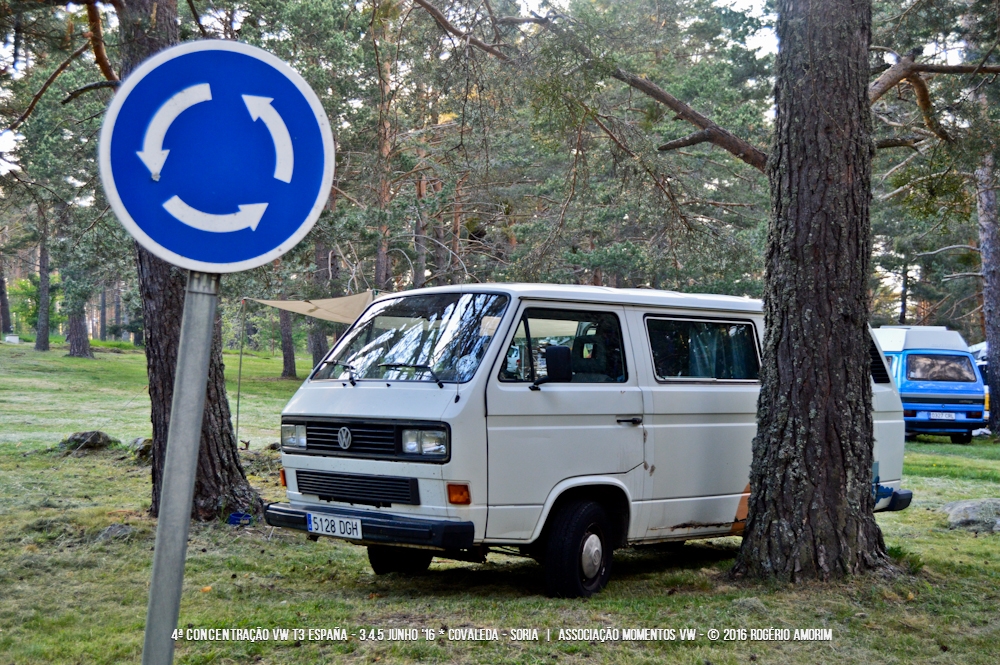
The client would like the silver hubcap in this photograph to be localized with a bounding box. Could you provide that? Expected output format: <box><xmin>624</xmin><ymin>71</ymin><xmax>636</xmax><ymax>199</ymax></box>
<box><xmin>581</xmin><ymin>533</ymin><xmax>603</xmax><ymax>579</ymax></box>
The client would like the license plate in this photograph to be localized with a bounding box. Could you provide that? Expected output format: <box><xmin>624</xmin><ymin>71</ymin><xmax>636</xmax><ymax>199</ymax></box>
<box><xmin>306</xmin><ymin>513</ymin><xmax>362</xmax><ymax>540</ymax></box>
<box><xmin>929</xmin><ymin>412</ymin><xmax>956</xmax><ymax>420</ymax></box>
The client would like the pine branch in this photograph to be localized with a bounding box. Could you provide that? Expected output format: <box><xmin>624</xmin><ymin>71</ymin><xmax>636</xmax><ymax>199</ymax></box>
<box><xmin>61</xmin><ymin>80</ymin><xmax>120</xmax><ymax>104</ymax></box>
<box><xmin>8</xmin><ymin>42</ymin><xmax>90</xmax><ymax>132</ymax></box>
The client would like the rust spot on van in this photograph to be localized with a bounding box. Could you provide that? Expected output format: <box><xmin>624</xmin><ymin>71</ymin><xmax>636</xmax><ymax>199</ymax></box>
<box><xmin>669</xmin><ymin>521</ymin><xmax>734</xmax><ymax>530</ymax></box>
<box><xmin>730</xmin><ymin>483</ymin><xmax>751</xmax><ymax>535</ymax></box>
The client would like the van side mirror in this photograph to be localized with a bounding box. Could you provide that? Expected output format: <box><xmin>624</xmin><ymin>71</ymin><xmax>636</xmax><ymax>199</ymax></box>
<box><xmin>531</xmin><ymin>345</ymin><xmax>572</xmax><ymax>389</ymax></box>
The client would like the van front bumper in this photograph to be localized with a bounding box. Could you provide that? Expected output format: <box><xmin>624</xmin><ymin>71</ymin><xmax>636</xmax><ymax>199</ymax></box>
<box><xmin>264</xmin><ymin>502</ymin><xmax>475</xmax><ymax>550</ymax></box>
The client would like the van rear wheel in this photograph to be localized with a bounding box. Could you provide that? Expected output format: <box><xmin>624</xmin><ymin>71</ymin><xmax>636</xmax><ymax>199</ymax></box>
<box><xmin>544</xmin><ymin>500</ymin><xmax>613</xmax><ymax>598</ymax></box>
<box><xmin>950</xmin><ymin>432</ymin><xmax>973</xmax><ymax>444</ymax></box>
<box><xmin>367</xmin><ymin>545</ymin><xmax>433</xmax><ymax>575</ymax></box>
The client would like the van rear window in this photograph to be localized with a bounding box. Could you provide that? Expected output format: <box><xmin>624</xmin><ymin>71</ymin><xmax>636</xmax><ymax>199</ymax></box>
<box><xmin>646</xmin><ymin>318</ymin><xmax>759</xmax><ymax>381</ymax></box>
<box><xmin>906</xmin><ymin>354</ymin><xmax>977</xmax><ymax>382</ymax></box>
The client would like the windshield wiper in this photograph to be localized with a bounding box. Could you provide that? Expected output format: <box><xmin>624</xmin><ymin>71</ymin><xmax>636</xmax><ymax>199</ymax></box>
<box><xmin>378</xmin><ymin>363</ymin><xmax>445</xmax><ymax>388</ymax></box>
<box><xmin>322</xmin><ymin>360</ymin><xmax>357</xmax><ymax>386</ymax></box>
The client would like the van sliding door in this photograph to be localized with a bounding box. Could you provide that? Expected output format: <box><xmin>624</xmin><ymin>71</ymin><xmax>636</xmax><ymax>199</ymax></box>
<box><xmin>629</xmin><ymin>311</ymin><xmax>761</xmax><ymax>540</ymax></box>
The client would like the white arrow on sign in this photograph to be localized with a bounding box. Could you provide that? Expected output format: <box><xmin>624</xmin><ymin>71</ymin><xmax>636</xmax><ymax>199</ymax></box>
<box><xmin>163</xmin><ymin>195</ymin><xmax>268</xmax><ymax>233</ymax></box>
<box><xmin>137</xmin><ymin>83</ymin><xmax>213</xmax><ymax>181</ymax></box>
<box><xmin>242</xmin><ymin>95</ymin><xmax>294</xmax><ymax>183</ymax></box>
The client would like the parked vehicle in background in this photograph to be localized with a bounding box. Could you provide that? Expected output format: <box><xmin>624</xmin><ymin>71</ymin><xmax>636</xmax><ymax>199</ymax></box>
<box><xmin>266</xmin><ymin>285</ymin><xmax>911</xmax><ymax>597</ymax></box>
<box><xmin>873</xmin><ymin>326</ymin><xmax>986</xmax><ymax>443</ymax></box>
<box><xmin>968</xmin><ymin>341</ymin><xmax>990</xmax><ymax>384</ymax></box>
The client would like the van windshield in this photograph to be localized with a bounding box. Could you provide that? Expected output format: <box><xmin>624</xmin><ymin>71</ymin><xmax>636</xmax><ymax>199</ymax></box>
<box><xmin>906</xmin><ymin>354</ymin><xmax>977</xmax><ymax>382</ymax></box>
<box><xmin>313</xmin><ymin>292</ymin><xmax>510</xmax><ymax>384</ymax></box>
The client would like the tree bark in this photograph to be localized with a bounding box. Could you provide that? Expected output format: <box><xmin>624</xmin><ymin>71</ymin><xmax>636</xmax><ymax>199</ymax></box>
<box><xmin>733</xmin><ymin>0</ymin><xmax>885</xmax><ymax>581</ymax></box>
<box><xmin>120</xmin><ymin>0</ymin><xmax>259</xmax><ymax>519</ymax></box>
<box><xmin>0</xmin><ymin>254</ymin><xmax>11</xmax><ymax>334</ymax></box>
<box><xmin>34</xmin><ymin>213</ymin><xmax>50</xmax><ymax>351</ymax></box>
<box><xmin>976</xmin><ymin>153</ymin><xmax>1000</xmax><ymax>434</ymax></box>
<box><xmin>279</xmin><ymin>308</ymin><xmax>297</xmax><ymax>378</ymax></box>
<box><xmin>67</xmin><ymin>310</ymin><xmax>94</xmax><ymax>358</ymax></box>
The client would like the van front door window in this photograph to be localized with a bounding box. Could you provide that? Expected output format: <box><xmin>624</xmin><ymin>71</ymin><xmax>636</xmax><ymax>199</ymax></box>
<box><xmin>499</xmin><ymin>308</ymin><xmax>628</xmax><ymax>383</ymax></box>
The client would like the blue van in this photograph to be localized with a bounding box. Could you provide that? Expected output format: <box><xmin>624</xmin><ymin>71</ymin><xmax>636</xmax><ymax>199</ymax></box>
<box><xmin>872</xmin><ymin>326</ymin><xmax>986</xmax><ymax>443</ymax></box>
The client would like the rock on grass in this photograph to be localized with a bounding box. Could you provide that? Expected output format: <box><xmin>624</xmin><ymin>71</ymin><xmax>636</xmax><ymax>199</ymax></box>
<box><xmin>128</xmin><ymin>437</ymin><xmax>153</xmax><ymax>464</ymax></box>
<box><xmin>58</xmin><ymin>431</ymin><xmax>121</xmax><ymax>456</ymax></box>
<box><xmin>941</xmin><ymin>499</ymin><xmax>1000</xmax><ymax>532</ymax></box>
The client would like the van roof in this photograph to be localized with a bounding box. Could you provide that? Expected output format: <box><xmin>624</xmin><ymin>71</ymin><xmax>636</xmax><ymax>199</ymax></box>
<box><xmin>376</xmin><ymin>283</ymin><xmax>764</xmax><ymax>314</ymax></box>
<box><xmin>872</xmin><ymin>326</ymin><xmax>969</xmax><ymax>352</ymax></box>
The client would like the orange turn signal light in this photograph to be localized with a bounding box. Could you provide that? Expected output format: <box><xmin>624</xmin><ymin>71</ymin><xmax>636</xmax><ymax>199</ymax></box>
<box><xmin>279</xmin><ymin>468</ymin><xmax>287</xmax><ymax>487</ymax></box>
<box><xmin>447</xmin><ymin>483</ymin><xmax>471</xmax><ymax>505</ymax></box>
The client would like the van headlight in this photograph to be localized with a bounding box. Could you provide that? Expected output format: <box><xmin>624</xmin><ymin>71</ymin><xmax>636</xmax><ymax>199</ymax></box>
<box><xmin>401</xmin><ymin>429</ymin><xmax>448</xmax><ymax>457</ymax></box>
<box><xmin>281</xmin><ymin>424</ymin><xmax>307</xmax><ymax>448</ymax></box>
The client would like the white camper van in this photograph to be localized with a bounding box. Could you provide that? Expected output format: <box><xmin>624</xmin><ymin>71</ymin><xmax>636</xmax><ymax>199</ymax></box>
<box><xmin>265</xmin><ymin>284</ymin><xmax>910</xmax><ymax>597</ymax></box>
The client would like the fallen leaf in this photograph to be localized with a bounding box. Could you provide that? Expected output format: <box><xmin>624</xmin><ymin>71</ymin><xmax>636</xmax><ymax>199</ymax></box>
<box><xmin>200</xmin><ymin>586</ymin><xmax>212</xmax><ymax>593</ymax></box>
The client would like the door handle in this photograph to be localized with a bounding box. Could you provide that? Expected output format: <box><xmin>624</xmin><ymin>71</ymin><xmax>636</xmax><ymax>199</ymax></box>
<box><xmin>616</xmin><ymin>417</ymin><xmax>643</xmax><ymax>425</ymax></box>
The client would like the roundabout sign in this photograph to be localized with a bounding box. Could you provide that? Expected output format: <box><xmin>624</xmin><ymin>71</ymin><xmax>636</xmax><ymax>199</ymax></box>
<box><xmin>98</xmin><ymin>41</ymin><xmax>335</xmax><ymax>665</ymax></box>
<box><xmin>99</xmin><ymin>40</ymin><xmax>334</xmax><ymax>272</ymax></box>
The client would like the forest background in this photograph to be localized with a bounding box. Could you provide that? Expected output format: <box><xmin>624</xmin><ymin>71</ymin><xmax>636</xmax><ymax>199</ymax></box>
<box><xmin>1</xmin><ymin>0</ymin><xmax>995</xmax><ymax>369</ymax></box>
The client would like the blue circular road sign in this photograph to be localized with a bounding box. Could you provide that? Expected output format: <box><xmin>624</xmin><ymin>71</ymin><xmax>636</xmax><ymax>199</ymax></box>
<box><xmin>99</xmin><ymin>41</ymin><xmax>335</xmax><ymax>273</ymax></box>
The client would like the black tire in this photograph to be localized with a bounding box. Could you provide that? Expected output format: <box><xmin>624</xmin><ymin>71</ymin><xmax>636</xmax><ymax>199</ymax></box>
<box><xmin>950</xmin><ymin>432</ymin><xmax>973</xmax><ymax>444</ymax></box>
<box><xmin>904</xmin><ymin>433</ymin><xmax>918</xmax><ymax>442</ymax></box>
<box><xmin>544</xmin><ymin>500</ymin><xmax>614</xmax><ymax>598</ymax></box>
<box><xmin>367</xmin><ymin>545</ymin><xmax>434</xmax><ymax>575</ymax></box>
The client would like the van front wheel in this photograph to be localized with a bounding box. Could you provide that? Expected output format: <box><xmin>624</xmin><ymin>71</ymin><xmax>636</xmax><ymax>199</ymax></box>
<box><xmin>544</xmin><ymin>500</ymin><xmax>613</xmax><ymax>598</ymax></box>
<box><xmin>367</xmin><ymin>545</ymin><xmax>433</xmax><ymax>575</ymax></box>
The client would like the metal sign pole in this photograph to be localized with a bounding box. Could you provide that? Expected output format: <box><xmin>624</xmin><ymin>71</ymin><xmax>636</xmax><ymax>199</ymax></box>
<box><xmin>142</xmin><ymin>271</ymin><xmax>220</xmax><ymax>665</ymax></box>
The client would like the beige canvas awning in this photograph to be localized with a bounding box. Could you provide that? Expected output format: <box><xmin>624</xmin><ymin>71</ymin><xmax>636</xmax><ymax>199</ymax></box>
<box><xmin>251</xmin><ymin>290</ymin><xmax>374</xmax><ymax>324</ymax></box>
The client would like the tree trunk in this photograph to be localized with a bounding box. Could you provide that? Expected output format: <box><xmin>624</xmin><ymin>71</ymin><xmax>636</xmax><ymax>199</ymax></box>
<box><xmin>432</xmin><ymin>180</ymin><xmax>447</xmax><ymax>285</ymax></box>
<box><xmin>114</xmin><ymin>286</ymin><xmax>122</xmax><ymax>339</ymax></box>
<box><xmin>898</xmin><ymin>268</ymin><xmax>908</xmax><ymax>324</ymax></box>
<box><xmin>414</xmin><ymin>175</ymin><xmax>428</xmax><ymax>288</ymax></box>
<box><xmin>373</xmin><ymin>7</ymin><xmax>394</xmax><ymax>290</ymax></box>
<box><xmin>35</xmin><ymin>214</ymin><xmax>50</xmax><ymax>351</ymax></box>
<box><xmin>67</xmin><ymin>310</ymin><xmax>94</xmax><ymax>358</ymax></box>
<box><xmin>279</xmin><ymin>308</ymin><xmax>297</xmax><ymax>378</ymax></box>
<box><xmin>121</xmin><ymin>0</ymin><xmax>259</xmax><ymax>519</ymax></box>
<box><xmin>733</xmin><ymin>0</ymin><xmax>885</xmax><ymax>581</ymax></box>
<box><xmin>99</xmin><ymin>289</ymin><xmax>107</xmax><ymax>340</ymax></box>
<box><xmin>0</xmin><ymin>255</ymin><xmax>11</xmax><ymax>334</ymax></box>
<box><xmin>308</xmin><ymin>240</ymin><xmax>336</xmax><ymax>367</ymax></box>
<box><xmin>976</xmin><ymin>153</ymin><xmax>1000</xmax><ymax>434</ymax></box>
<box><xmin>449</xmin><ymin>179</ymin><xmax>463</xmax><ymax>284</ymax></box>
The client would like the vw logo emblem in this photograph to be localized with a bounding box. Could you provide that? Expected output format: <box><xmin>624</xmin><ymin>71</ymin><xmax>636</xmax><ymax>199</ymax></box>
<box><xmin>337</xmin><ymin>426</ymin><xmax>352</xmax><ymax>450</ymax></box>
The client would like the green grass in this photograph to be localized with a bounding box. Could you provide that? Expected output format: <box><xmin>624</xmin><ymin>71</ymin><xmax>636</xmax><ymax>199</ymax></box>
<box><xmin>3</xmin><ymin>342</ymin><xmax>1000</xmax><ymax>663</ymax></box>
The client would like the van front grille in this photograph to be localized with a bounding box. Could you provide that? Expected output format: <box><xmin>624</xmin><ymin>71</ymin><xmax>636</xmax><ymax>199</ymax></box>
<box><xmin>305</xmin><ymin>422</ymin><xmax>396</xmax><ymax>455</ymax></box>
<box><xmin>295</xmin><ymin>470</ymin><xmax>420</xmax><ymax>506</ymax></box>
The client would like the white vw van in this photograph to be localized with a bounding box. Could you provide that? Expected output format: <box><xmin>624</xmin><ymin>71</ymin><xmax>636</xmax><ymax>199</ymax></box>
<box><xmin>265</xmin><ymin>284</ymin><xmax>911</xmax><ymax>597</ymax></box>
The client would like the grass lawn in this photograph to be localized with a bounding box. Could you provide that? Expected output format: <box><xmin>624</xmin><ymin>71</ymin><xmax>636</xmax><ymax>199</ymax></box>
<box><xmin>2</xmin><ymin>341</ymin><xmax>1000</xmax><ymax>664</ymax></box>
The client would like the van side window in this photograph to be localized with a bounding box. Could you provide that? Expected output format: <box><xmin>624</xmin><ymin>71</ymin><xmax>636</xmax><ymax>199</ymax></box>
<box><xmin>646</xmin><ymin>318</ymin><xmax>759</xmax><ymax>381</ymax></box>
<box><xmin>499</xmin><ymin>308</ymin><xmax>628</xmax><ymax>383</ymax></box>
